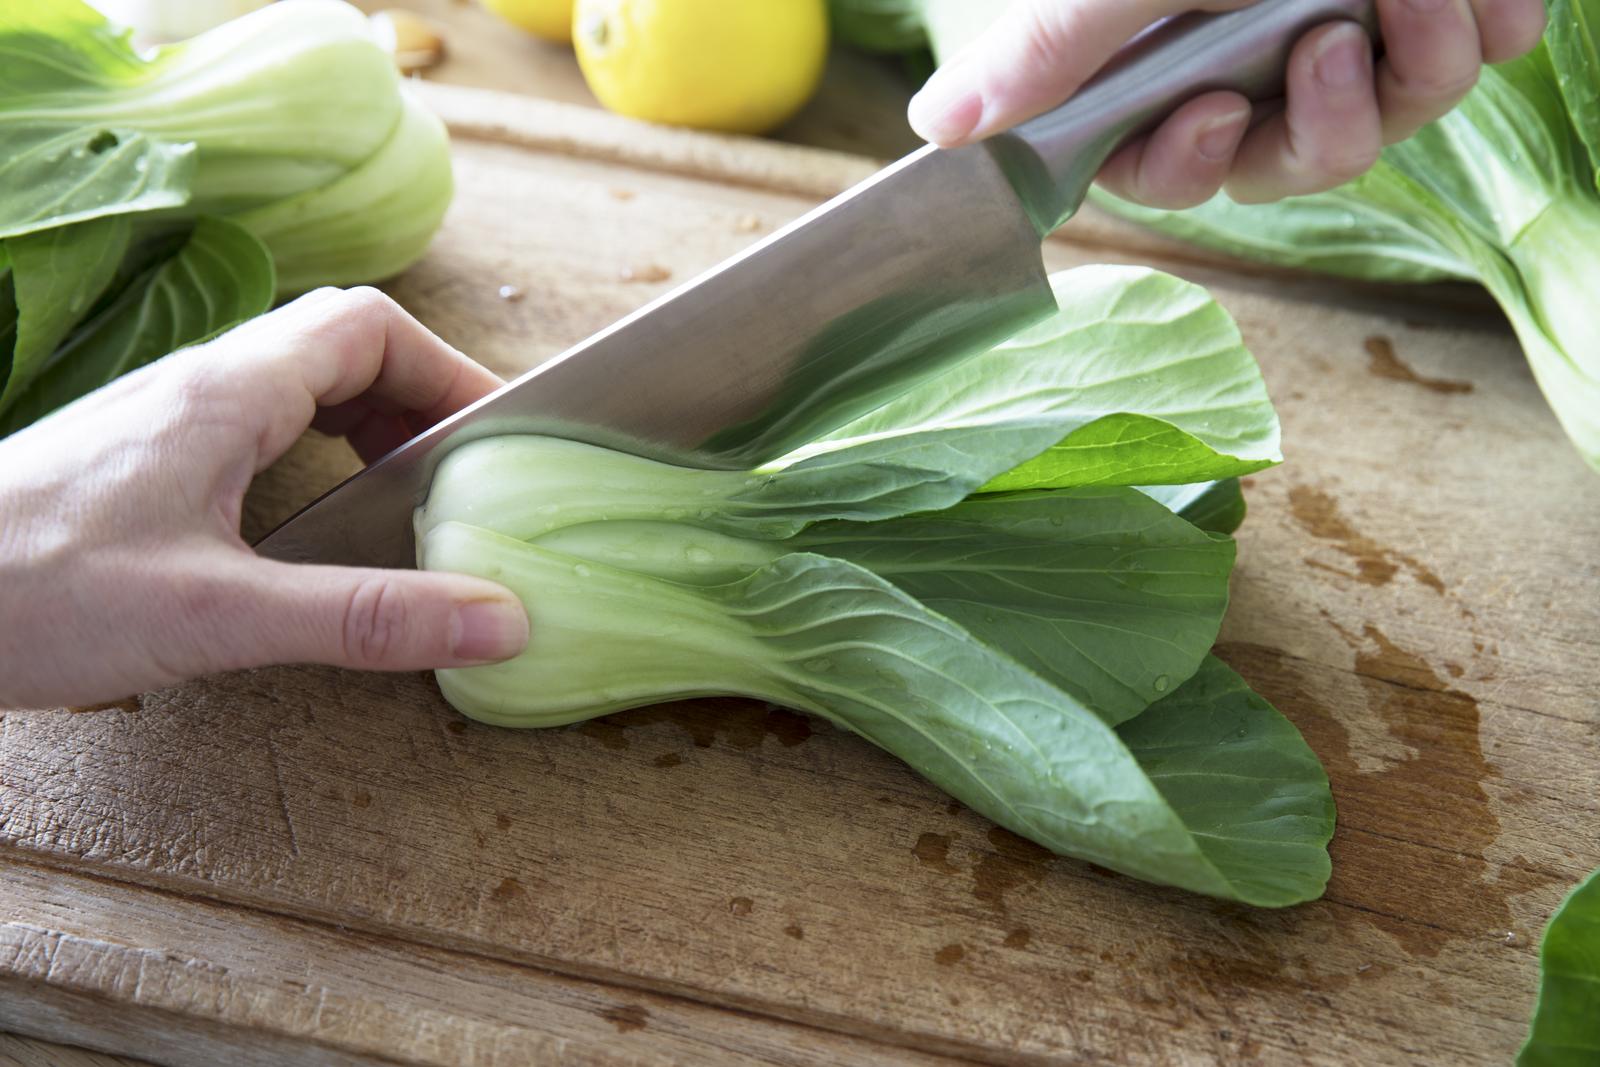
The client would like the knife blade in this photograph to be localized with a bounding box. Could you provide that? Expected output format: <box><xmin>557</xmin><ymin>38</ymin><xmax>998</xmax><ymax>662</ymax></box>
<box><xmin>257</xmin><ymin>0</ymin><xmax>1378</xmax><ymax>570</ymax></box>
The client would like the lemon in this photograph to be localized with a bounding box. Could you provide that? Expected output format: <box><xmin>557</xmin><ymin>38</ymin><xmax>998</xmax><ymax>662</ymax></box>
<box><xmin>574</xmin><ymin>0</ymin><xmax>828</xmax><ymax>135</ymax></box>
<box><xmin>481</xmin><ymin>0</ymin><xmax>574</xmax><ymax>43</ymax></box>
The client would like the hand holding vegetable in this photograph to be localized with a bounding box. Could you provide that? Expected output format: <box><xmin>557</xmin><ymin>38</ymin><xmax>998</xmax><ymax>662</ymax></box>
<box><xmin>0</xmin><ymin>289</ymin><xmax>530</xmax><ymax>711</ymax></box>
<box><xmin>909</xmin><ymin>0</ymin><xmax>1548</xmax><ymax>207</ymax></box>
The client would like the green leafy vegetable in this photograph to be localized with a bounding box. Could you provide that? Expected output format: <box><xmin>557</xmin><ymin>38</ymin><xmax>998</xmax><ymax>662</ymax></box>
<box><xmin>0</xmin><ymin>0</ymin><xmax>454</xmax><ymax>436</ymax></box>
<box><xmin>0</xmin><ymin>216</ymin><xmax>274</xmax><ymax>433</ymax></box>
<box><xmin>417</xmin><ymin>267</ymin><xmax>1335</xmax><ymax>905</ymax></box>
<box><xmin>0</xmin><ymin>215</ymin><xmax>133</xmax><ymax>410</ymax></box>
<box><xmin>1521</xmin><ymin>866</ymin><xmax>1600</xmax><ymax>1066</ymax></box>
<box><xmin>424</xmin><ymin>523</ymin><xmax>1331</xmax><ymax>905</ymax></box>
<box><xmin>232</xmin><ymin>94</ymin><xmax>454</xmax><ymax>295</ymax></box>
<box><xmin>827</xmin><ymin>0</ymin><xmax>928</xmax><ymax>54</ymax></box>
<box><xmin>1078</xmin><ymin>9</ymin><xmax>1600</xmax><ymax>472</ymax></box>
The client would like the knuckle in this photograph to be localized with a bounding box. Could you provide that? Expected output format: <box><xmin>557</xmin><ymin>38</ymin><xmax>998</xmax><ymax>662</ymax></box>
<box><xmin>1306</xmin><ymin>139</ymin><xmax>1382</xmax><ymax>186</ymax></box>
<box><xmin>337</xmin><ymin>285</ymin><xmax>396</xmax><ymax>321</ymax></box>
<box><xmin>291</xmin><ymin>285</ymin><xmax>391</xmax><ymax>331</ymax></box>
<box><xmin>342</xmin><ymin>577</ymin><xmax>411</xmax><ymax>668</ymax></box>
<box><xmin>159</xmin><ymin>359</ymin><xmax>224</xmax><ymax>423</ymax></box>
<box><xmin>1399</xmin><ymin>65</ymin><xmax>1479</xmax><ymax>105</ymax></box>
<box><xmin>1151</xmin><ymin>181</ymin><xmax>1223</xmax><ymax>211</ymax></box>
<box><xmin>1015</xmin><ymin>1</ymin><xmax>1084</xmax><ymax>78</ymax></box>
<box><xmin>1490</xmin><ymin>0</ymin><xmax>1549</xmax><ymax>61</ymax></box>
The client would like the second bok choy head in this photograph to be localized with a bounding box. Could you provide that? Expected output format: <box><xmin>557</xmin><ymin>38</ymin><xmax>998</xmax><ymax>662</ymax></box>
<box><xmin>416</xmin><ymin>266</ymin><xmax>1338</xmax><ymax>909</ymax></box>
<box><xmin>0</xmin><ymin>0</ymin><xmax>454</xmax><ymax>434</ymax></box>
<box><xmin>1079</xmin><ymin>1</ymin><xmax>1600</xmax><ymax>474</ymax></box>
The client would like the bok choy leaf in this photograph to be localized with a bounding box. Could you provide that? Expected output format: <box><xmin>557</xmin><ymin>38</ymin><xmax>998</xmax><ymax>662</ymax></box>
<box><xmin>1521</xmin><ymin>866</ymin><xmax>1600</xmax><ymax>1066</ymax></box>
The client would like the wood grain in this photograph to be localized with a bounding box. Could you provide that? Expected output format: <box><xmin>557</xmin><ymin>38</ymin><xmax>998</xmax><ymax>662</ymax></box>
<box><xmin>2</xmin><ymin>46</ymin><xmax>1598</xmax><ymax>1067</ymax></box>
<box><xmin>0</xmin><ymin>1032</ymin><xmax>154</xmax><ymax>1067</ymax></box>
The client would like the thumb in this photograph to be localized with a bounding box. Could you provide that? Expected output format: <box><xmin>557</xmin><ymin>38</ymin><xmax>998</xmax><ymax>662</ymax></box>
<box><xmin>231</xmin><ymin>559</ymin><xmax>530</xmax><ymax>673</ymax></box>
<box><xmin>908</xmin><ymin>0</ymin><xmax>1253</xmax><ymax>147</ymax></box>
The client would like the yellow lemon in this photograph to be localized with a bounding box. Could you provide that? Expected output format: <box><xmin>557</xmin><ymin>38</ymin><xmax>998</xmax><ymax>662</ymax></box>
<box><xmin>573</xmin><ymin>0</ymin><xmax>828</xmax><ymax>135</ymax></box>
<box><xmin>481</xmin><ymin>0</ymin><xmax>574</xmax><ymax>43</ymax></box>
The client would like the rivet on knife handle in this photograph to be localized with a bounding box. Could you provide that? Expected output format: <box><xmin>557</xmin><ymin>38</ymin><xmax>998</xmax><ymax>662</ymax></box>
<box><xmin>992</xmin><ymin>0</ymin><xmax>1381</xmax><ymax>236</ymax></box>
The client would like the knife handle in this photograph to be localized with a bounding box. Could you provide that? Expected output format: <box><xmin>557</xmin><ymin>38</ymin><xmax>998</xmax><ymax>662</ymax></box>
<box><xmin>993</xmin><ymin>0</ymin><xmax>1380</xmax><ymax>235</ymax></box>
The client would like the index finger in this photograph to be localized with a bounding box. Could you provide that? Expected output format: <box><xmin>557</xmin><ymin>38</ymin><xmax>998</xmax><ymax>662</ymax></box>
<box><xmin>216</xmin><ymin>287</ymin><xmax>504</xmax><ymax>471</ymax></box>
<box><xmin>908</xmin><ymin>0</ymin><xmax>1254</xmax><ymax>147</ymax></box>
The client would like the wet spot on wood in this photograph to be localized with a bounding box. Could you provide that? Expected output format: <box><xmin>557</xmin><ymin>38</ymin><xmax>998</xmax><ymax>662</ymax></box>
<box><xmin>620</xmin><ymin>263</ymin><xmax>672</xmax><ymax>283</ymax></box>
<box><xmin>1365</xmin><ymin>336</ymin><xmax>1474</xmax><ymax>395</ymax></box>
<box><xmin>784</xmin><ymin>924</ymin><xmax>804</xmax><ymax>940</ymax></box>
<box><xmin>1216</xmin><ymin>637</ymin><xmax>1564</xmax><ymax>961</ymax></box>
<box><xmin>577</xmin><ymin>719</ymin><xmax>629</xmax><ymax>750</ymax></box>
<box><xmin>1288</xmin><ymin>485</ymin><xmax>1445</xmax><ymax>593</ymax></box>
<box><xmin>490</xmin><ymin>877</ymin><xmax>525</xmax><ymax>903</ymax></box>
<box><xmin>1004</xmin><ymin>928</ymin><xmax>1031</xmax><ymax>949</ymax></box>
<box><xmin>67</xmin><ymin>696</ymin><xmax>140</xmax><ymax>714</ymax></box>
<box><xmin>495</xmin><ymin>813</ymin><xmax>512</xmax><ymax>831</ymax></box>
<box><xmin>581</xmin><ymin>701</ymin><xmax>813</xmax><ymax>752</ymax></box>
<box><xmin>945</xmin><ymin>798</ymin><xmax>964</xmax><ymax>816</ymax></box>
<box><xmin>1166</xmin><ymin>939</ymin><xmax>1300</xmax><ymax>997</ymax></box>
<box><xmin>761</xmin><ymin>708</ymin><xmax>814</xmax><ymax>747</ymax></box>
<box><xmin>599</xmin><ymin>1004</ymin><xmax>649</xmax><ymax>1032</ymax></box>
<box><xmin>1075</xmin><ymin>969</ymin><xmax>1093</xmax><ymax>982</ymax></box>
<box><xmin>445</xmin><ymin>720</ymin><xmax>467</xmax><ymax>735</ymax></box>
<box><xmin>652</xmin><ymin>752</ymin><xmax>683</xmax><ymax>768</ymax></box>
<box><xmin>350</xmin><ymin>790</ymin><xmax>372</xmax><ymax>809</ymax></box>
<box><xmin>912</xmin><ymin>832</ymin><xmax>959</xmax><ymax>874</ymax></box>
<box><xmin>934</xmin><ymin>943</ymin><xmax>965</xmax><ymax>966</ymax></box>
<box><xmin>729</xmin><ymin>896</ymin><xmax>754</xmax><ymax>917</ymax></box>
<box><xmin>972</xmin><ymin>826</ymin><xmax>1053</xmax><ymax>913</ymax></box>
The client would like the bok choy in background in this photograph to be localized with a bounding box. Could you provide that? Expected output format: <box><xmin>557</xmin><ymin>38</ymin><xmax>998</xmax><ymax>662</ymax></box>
<box><xmin>418</xmin><ymin>266</ymin><xmax>1338</xmax><ymax>907</ymax></box>
<box><xmin>1096</xmin><ymin>1</ymin><xmax>1600</xmax><ymax>473</ymax></box>
<box><xmin>0</xmin><ymin>0</ymin><xmax>454</xmax><ymax>436</ymax></box>
<box><xmin>1521</xmin><ymin>866</ymin><xmax>1600</xmax><ymax>1066</ymax></box>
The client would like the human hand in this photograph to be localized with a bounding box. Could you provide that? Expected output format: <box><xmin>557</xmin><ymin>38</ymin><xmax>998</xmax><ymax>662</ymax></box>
<box><xmin>0</xmin><ymin>288</ymin><xmax>531</xmax><ymax>711</ymax></box>
<box><xmin>908</xmin><ymin>0</ymin><xmax>1547</xmax><ymax>206</ymax></box>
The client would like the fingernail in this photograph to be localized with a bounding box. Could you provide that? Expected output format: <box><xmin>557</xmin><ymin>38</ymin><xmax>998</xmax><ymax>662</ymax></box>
<box><xmin>450</xmin><ymin>598</ymin><xmax>529</xmax><ymax>663</ymax></box>
<box><xmin>1313</xmin><ymin>28</ymin><xmax>1372</xmax><ymax>90</ymax></box>
<box><xmin>908</xmin><ymin>73</ymin><xmax>984</xmax><ymax>146</ymax></box>
<box><xmin>1196</xmin><ymin>106</ymin><xmax>1251</xmax><ymax>161</ymax></box>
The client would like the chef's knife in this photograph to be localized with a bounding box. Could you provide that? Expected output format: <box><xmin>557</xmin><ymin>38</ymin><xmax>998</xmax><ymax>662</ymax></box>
<box><xmin>258</xmin><ymin>0</ymin><xmax>1378</xmax><ymax>569</ymax></box>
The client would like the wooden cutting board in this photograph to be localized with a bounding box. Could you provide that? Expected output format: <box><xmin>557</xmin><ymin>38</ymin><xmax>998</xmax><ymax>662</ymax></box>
<box><xmin>1</xmin><ymin>81</ymin><xmax>1597</xmax><ymax>1067</ymax></box>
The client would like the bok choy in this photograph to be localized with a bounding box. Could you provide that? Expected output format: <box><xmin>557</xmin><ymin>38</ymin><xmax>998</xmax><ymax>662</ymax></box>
<box><xmin>417</xmin><ymin>266</ymin><xmax>1337</xmax><ymax>906</ymax></box>
<box><xmin>1085</xmin><ymin>3</ymin><xmax>1600</xmax><ymax>472</ymax></box>
<box><xmin>0</xmin><ymin>0</ymin><xmax>454</xmax><ymax>435</ymax></box>
<box><xmin>1521</xmin><ymin>866</ymin><xmax>1600</xmax><ymax>1066</ymax></box>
